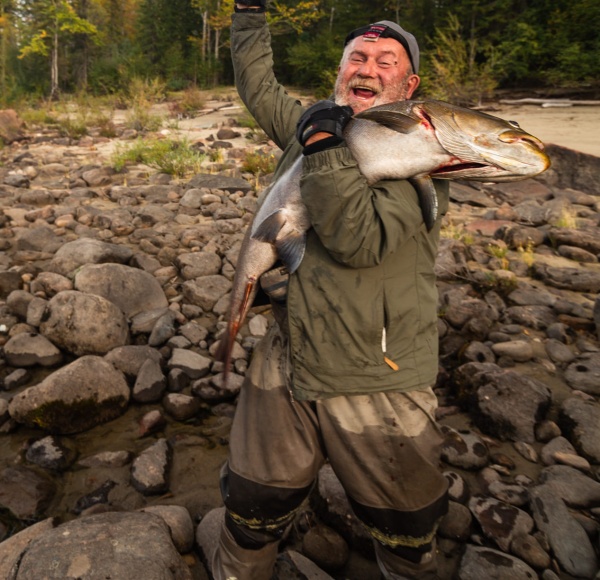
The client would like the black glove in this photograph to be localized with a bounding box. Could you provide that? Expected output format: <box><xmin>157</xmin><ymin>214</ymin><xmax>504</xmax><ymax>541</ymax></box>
<box><xmin>296</xmin><ymin>101</ymin><xmax>354</xmax><ymax>154</ymax></box>
<box><xmin>234</xmin><ymin>0</ymin><xmax>266</xmax><ymax>12</ymax></box>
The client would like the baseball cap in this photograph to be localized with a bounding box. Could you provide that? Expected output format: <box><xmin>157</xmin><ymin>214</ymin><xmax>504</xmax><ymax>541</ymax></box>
<box><xmin>344</xmin><ymin>20</ymin><xmax>420</xmax><ymax>73</ymax></box>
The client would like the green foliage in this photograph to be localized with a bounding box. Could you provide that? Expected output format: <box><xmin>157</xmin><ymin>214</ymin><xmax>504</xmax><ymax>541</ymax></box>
<box><xmin>242</xmin><ymin>150</ymin><xmax>277</xmax><ymax>176</ymax></box>
<box><xmin>112</xmin><ymin>137</ymin><xmax>206</xmax><ymax>177</ymax></box>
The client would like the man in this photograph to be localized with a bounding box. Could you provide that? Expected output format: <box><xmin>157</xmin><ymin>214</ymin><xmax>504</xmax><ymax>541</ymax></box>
<box><xmin>198</xmin><ymin>2</ymin><xmax>449</xmax><ymax>579</ymax></box>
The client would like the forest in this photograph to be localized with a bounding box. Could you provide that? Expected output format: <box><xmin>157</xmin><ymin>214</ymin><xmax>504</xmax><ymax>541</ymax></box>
<box><xmin>2</xmin><ymin>0</ymin><xmax>599</xmax><ymax>107</ymax></box>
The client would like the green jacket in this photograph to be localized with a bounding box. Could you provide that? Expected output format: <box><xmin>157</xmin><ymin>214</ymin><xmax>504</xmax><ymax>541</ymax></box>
<box><xmin>231</xmin><ymin>13</ymin><xmax>449</xmax><ymax>400</ymax></box>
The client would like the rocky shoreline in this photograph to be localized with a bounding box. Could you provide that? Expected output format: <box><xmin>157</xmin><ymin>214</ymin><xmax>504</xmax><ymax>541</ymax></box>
<box><xmin>0</xmin><ymin>102</ymin><xmax>599</xmax><ymax>579</ymax></box>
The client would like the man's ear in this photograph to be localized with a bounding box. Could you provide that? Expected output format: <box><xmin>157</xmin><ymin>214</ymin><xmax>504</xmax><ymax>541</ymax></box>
<box><xmin>405</xmin><ymin>74</ymin><xmax>420</xmax><ymax>99</ymax></box>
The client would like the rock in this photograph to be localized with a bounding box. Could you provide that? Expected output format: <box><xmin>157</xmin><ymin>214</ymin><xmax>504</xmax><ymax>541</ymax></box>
<box><xmin>131</xmin><ymin>438</ymin><xmax>172</xmax><ymax>495</ymax></box>
<box><xmin>72</xmin><ymin>479</ymin><xmax>117</xmax><ymax>514</ymax></box>
<box><xmin>0</xmin><ymin>466</ymin><xmax>56</xmax><ymax>519</ymax></box>
<box><xmin>168</xmin><ymin>348</ymin><xmax>212</xmax><ymax>380</ymax></box>
<box><xmin>104</xmin><ymin>345</ymin><xmax>163</xmax><ymax>378</ymax></box>
<box><xmin>148</xmin><ymin>309</ymin><xmax>178</xmax><ymax>347</ymax></box>
<box><xmin>74</xmin><ymin>263</ymin><xmax>168</xmax><ymax>318</ymax></box>
<box><xmin>530</xmin><ymin>485</ymin><xmax>598</xmax><ymax>578</ymax></box>
<box><xmin>13</xmin><ymin>226</ymin><xmax>63</xmax><ymax>253</ymax></box>
<box><xmin>455</xmin><ymin>363</ymin><xmax>551</xmax><ymax>443</ymax></box>
<box><xmin>490</xmin><ymin>340</ymin><xmax>534</xmax><ymax>362</ymax></box>
<box><xmin>564</xmin><ymin>353</ymin><xmax>600</xmax><ymax>395</ymax></box>
<box><xmin>47</xmin><ymin>238</ymin><xmax>133</xmax><ymax>277</ymax></box>
<box><xmin>510</xmin><ymin>533</ymin><xmax>551</xmax><ymax>570</ymax></box>
<box><xmin>0</xmin><ymin>109</ymin><xmax>25</xmax><ymax>143</ymax></box>
<box><xmin>438</xmin><ymin>501</ymin><xmax>472</xmax><ymax>541</ymax></box>
<box><xmin>181</xmin><ymin>275</ymin><xmax>232</xmax><ymax>311</ymax></box>
<box><xmin>301</xmin><ymin>523</ymin><xmax>349</xmax><ymax>571</ymax></box>
<box><xmin>559</xmin><ymin>396</ymin><xmax>600</xmax><ymax>463</ymax></box>
<box><xmin>8</xmin><ymin>355</ymin><xmax>130</xmax><ymax>434</ymax></box>
<box><xmin>162</xmin><ymin>393</ymin><xmax>201</xmax><ymax>421</ymax></box>
<box><xmin>25</xmin><ymin>435</ymin><xmax>77</xmax><ymax>471</ymax></box>
<box><xmin>139</xmin><ymin>505</ymin><xmax>194</xmax><ymax>553</ymax></box>
<box><xmin>441</xmin><ymin>427</ymin><xmax>490</xmax><ymax>470</ymax></box>
<box><xmin>537</xmin><ymin>465</ymin><xmax>600</xmax><ymax>508</ymax></box>
<box><xmin>487</xmin><ymin>481</ymin><xmax>529</xmax><ymax>507</ymax></box>
<box><xmin>444</xmin><ymin>471</ymin><xmax>470</xmax><ymax>504</ymax></box>
<box><xmin>138</xmin><ymin>409</ymin><xmax>167</xmax><ymax>437</ymax></box>
<box><xmin>186</xmin><ymin>173</ymin><xmax>252</xmax><ymax>194</ymax></box>
<box><xmin>540</xmin><ymin>436</ymin><xmax>577</xmax><ymax>466</ymax></box>
<box><xmin>468</xmin><ymin>496</ymin><xmax>534</xmax><ymax>552</ymax></box>
<box><xmin>533</xmin><ymin>263</ymin><xmax>600</xmax><ymax>293</ymax></box>
<box><xmin>3</xmin><ymin>333</ymin><xmax>63</xmax><ymax>367</ymax></box>
<box><xmin>11</xmin><ymin>511</ymin><xmax>192</xmax><ymax>579</ymax></box>
<box><xmin>39</xmin><ymin>290</ymin><xmax>129</xmax><ymax>356</ymax></box>
<box><xmin>458</xmin><ymin>545</ymin><xmax>537</xmax><ymax>580</ymax></box>
<box><xmin>132</xmin><ymin>357</ymin><xmax>167</xmax><ymax>403</ymax></box>
<box><xmin>0</xmin><ymin>518</ymin><xmax>56</xmax><ymax>579</ymax></box>
<box><xmin>78</xmin><ymin>450</ymin><xmax>132</xmax><ymax>469</ymax></box>
<box><xmin>544</xmin><ymin>338</ymin><xmax>575</xmax><ymax>364</ymax></box>
<box><xmin>275</xmin><ymin>550</ymin><xmax>335</xmax><ymax>579</ymax></box>
<box><xmin>176</xmin><ymin>251</ymin><xmax>222</xmax><ymax>279</ymax></box>
<box><xmin>0</xmin><ymin>271</ymin><xmax>22</xmax><ymax>299</ymax></box>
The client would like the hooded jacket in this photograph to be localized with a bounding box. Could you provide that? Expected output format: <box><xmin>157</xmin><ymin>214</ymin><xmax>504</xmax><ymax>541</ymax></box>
<box><xmin>231</xmin><ymin>13</ymin><xmax>449</xmax><ymax>400</ymax></box>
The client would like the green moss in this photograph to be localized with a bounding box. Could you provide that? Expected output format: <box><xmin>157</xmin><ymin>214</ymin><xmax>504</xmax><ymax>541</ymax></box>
<box><xmin>24</xmin><ymin>396</ymin><xmax>128</xmax><ymax>435</ymax></box>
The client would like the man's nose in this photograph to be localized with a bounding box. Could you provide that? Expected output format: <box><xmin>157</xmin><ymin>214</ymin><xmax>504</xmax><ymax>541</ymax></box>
<box><xmin>357</xmin><ymin>59</ymin><xmax>376</xmax><ymax>77</ymax></box>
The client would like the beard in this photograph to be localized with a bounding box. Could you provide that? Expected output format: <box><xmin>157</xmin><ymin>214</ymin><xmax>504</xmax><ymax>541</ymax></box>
<box><xmin>334</xmin><ymin>74</ymin><xmax>411</xmax><ymax>112</ymax></box>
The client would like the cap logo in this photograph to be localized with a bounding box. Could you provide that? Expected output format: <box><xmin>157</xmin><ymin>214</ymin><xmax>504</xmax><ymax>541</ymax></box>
<box><xmin>362</xmin><ymin>24</ymin><xmax>387</xmax><ymax>42</ymax></box>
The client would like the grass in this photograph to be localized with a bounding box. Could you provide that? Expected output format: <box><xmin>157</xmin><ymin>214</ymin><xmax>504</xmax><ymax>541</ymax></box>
<box><xmin>440</xmin><ymin>223</ymin><xmax>474</xmax><ymax>245</ymax></box>
<box><xmin>111</xmin><ymin>137</ymin><xmax>206</xmax><ymax>177</ymax></box>
<box><xmin>241</xmin><ymin>150</ymin><xmax>277</xmax><ymax>176</ymax></box>
<box><xmin>550</xmin><ymin>206</ymin><xmax>579</xmax><ymax>229</ymax></box>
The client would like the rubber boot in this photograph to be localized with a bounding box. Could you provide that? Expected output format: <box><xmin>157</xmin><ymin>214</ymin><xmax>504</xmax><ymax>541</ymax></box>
<box><xmin>375</xmin><ymin>541</ymin><xmax>439</xmax><ymax>580</ymax></box>
<box><xmin>211</xmin><ymin>521</ymin><xmax>279</xmax><ymax>580</ymax></box>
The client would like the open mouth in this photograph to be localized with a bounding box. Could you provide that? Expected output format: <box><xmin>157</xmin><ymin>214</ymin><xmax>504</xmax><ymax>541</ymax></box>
<box><xmin>432</xmin><ymin>162</ymin><xmax>488</xmax><ymax>175</ymax></box>
<box><xmin>352</xmin><ymin>87</ymin><xmax>378</xmax><ymax>100</ymax></box>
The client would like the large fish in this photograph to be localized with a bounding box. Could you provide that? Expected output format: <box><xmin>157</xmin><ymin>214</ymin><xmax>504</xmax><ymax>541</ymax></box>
<box><xmin>215</xmin><ymin>99</ymin><xmax>550</xmax><ymax>375</ymax></box>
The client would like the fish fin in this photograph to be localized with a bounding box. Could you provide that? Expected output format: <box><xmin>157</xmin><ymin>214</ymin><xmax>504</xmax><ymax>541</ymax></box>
<box><xmin>252</xmin><ymin>210</ymin><xmax>286</xmax><ymax>244</ymax></box>
<box><xmin>354</xmin><ymin>109</ymin><xmax>421</xmax><ymax>134</ymax></box>
<box><xmin>409</xmin><ymin>176</ymin><xmax>438</xmax><ymax>232</ymax></box>
<box><xmin>276</xmin><ymin>231</ymin><xmax>307</xmax><ymax>274</ymax></box>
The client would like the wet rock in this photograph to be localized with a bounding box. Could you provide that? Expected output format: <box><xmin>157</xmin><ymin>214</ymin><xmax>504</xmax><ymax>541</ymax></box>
<box><xmin>458</xmin><ymin>545</ymin><xmax>537</xmax><ymax>580</ymax></box>
<box><xmin>0</xmin><ymin>518</ymin><xmax>56</xmax><ymax>579</ymax></box>
<box><xmin>487</xmin><ymin>481</ymin><xmax>529</xmax><ymax>507</ymax></box>
<box><xmin>3</xmin><ymin>333</ymin><xmax>63</xmax><ymax>367</ymax></box>
<box><xmin>444</xmin><ymin>471</ymin><xmax>470</xmax><ymax>504</ymax></box>
<box><xmin>25</xmin><ymin>435</ymin><xmax>77</xmax><ymax>471</ymax></box>
<box><xmin>564</xmin><ymin>353</ymin><xmax>600</xmax><ymax>395</ymax></box>
<box><xmin>456</xmin><ymin>363</ymin><xmax>551</xmax><ymax>443</ymax></box>
<box><xmin>74</xmin><ymin>263</ymin><xmax>168</xmax><ymax>318</ymax></box>
<box><xmin>468</xmin><ymin>496</ymin><xmax>534</xmax><ymax>552</ymax></box>
<box><xmin>530</xmin><ymin>485</ymin><xmax>598</xmax><ymax>578</ymax></box>
<box><xmin>140</xmin><ymin>505</ymin><xmax>194</xmax><ymax>554</ymax></box>
<box><xmin>132</xmin><ymin>357</ymin><xmax>167</xmax><ymax>403</ymax></box>
<box><xmin>78</xmin><ymin>450</ymin><xmax>132</xmax><ymax>469</ymax></box>
<box><xmin>559</xmin><ymin>396</ymin><xmax>600</xmax><ymax>463</ymax></box>
<box><xmin>0</xmin><ymin>466</ymin><xmax>56</xmax><ymax>519</ymax></box>
<box><xmin>162</xmin><ymin>393</ymin><xmax>201</xmax><ymax>422</ymax></box>
<box><xmin>438</xmin><ymin>501</ymin><xmax>472</xmax><ymax>541</ymax></box>
<box><xmin>104</xmin><ymin>344</ymin><xmax>163</xmax><ymax>378</ymax></box>
<box><xmin>8</xmin><ymin>355</ymin><xmax>130</xmax><ymax>434</ymax></box>
<box><xmin>131</xmin><ymin>438</ymin><xmax>172</xmax><ymax>495</ymax></box>
<box><xmin>301</xmin><ymin>523</ymin><xmax>349</xmax><ymax>572</ymax></box>
<box><xmin>509</xmin><ymin>533</ymin><xmax>551</xmax><ymax>571</ymax></box>
<box><xmin>138</xmin><ymin>409</ymin><xmax>167</xmax><ymax>437</ymax></box>
<box><xmin>540</xmin><ymin>436</ymin><xmax>577</xmax><ymax>466</ymax></box>
<box><xmin>537</xmin><ymin>465</ymin><xmax>600</xmax><ymax>508</ymax></box>
<box><xmin>73</xmin><ymin>479</ymin><xmax>117</xmax><ymax>514</ymax></box>
<box><xmin>534</xmin><ymin>420</ymin><xmax>561</xmax><ymax>442</ymax></box>
<box><xmin>441</xmin><ymin>427</ymin><xmax>490</xmax><ymax>470</ymax></box>
<box><xmin>39</xmin><ymin>290</ymin><xmax>129</xmax><ymax>356</ymax></box>
<box><xmin>3</xmin><ymin>368</ymin><xmax>30</xmax><ymax>390</ymax></box>
<box><xmin>11</xmin><ymin>511</ymin><xmax>192</xmax><ymax>579</ymax></box>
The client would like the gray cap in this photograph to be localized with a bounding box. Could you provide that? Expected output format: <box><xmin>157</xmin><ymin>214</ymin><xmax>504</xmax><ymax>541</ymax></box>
<box><xmin>344</xmin><ymin>20</ymin><xmax>420</xmax><ymax>73</ymax></box>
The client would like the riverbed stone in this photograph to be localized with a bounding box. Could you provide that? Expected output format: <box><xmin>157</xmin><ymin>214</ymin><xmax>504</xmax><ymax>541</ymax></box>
<box><xmin>139</xmin><ymin>505</ymin><xmax>194</xmax><ymax>554</ymax></box>
<box><xmin>11</xmin><ymin>511</ymin><xmax>192</xmax><ymax>579</ymax></box>
<box><xmin>25</xmin><ymin>435</ymin><xmax>77</xmax><ymax>472</ymax></box>
<box><xmin>0</xmin><ymin>466</ymin><xmax>56</xmax><ymax>520</ymax></box>
<box><xmin>8</xmin><ymin>355</ymin><xmax>130</xmax><ymax>434</ymax></box>
<box><xmin>558</xmin><ymin>396</ymin><xmax>600</xmax><ymax>464</ymax></box>
<box><xmin>537</xmin><ymin>465</ymin><xmax>600</xmax><ymax>508</ymax></box>
<box><xmin>564</xmin><ymin>353</ymin><xmax>600</xmax><ymax>395</ymax></box>
<box><xmin>47</xmin><ymin>238</ymin><xmax>133</xmax><ymax>277</ymax></box>
<box><xmin>441</xmin><ymin>427</ymin><xmax>490</xmax><ymax>470</ymax></box>
<box><xmin>530</xmin><ymin>485</ymin><xmax>598</xmax><ymax>578</ymax></box>
<box><xmin>131</xmin><ymin>438</ymin><xmax>172</xmax><ymax>495</ymax></box>
<box><xmin>132</xmin><ymin>357</ymin><xmax>167</xmax><ymax>403</ymax></box>
<box><xmin>3</xmin><ymin>332</ymin><xmax>63</xmax><ymax>367</ymax></box>
<box><xmin>168</xmin><ymin>348</ymin><xmax>212</xmax><ymax>380</ymax></box>
<box><xmin>39</xmin><ymin>290</ymin><xmax>129</xmax><ymax>356</ymax></box>
<box><xmin>182</xmin><ymin>275</ymin><xmax>232</xmax><ymax>311</ymax></box>
<box><xmin>457</xmin><ymin>545</ymin><xmax>537</xmax><ymax>580</ymax></box>
<box><xmin>74</xmin><ymin>263</ymin><xmax>168</xmax><ymax>318</ymax></box>
<box><xmin>104</xmin><ymin>344</ymin><xmax>163</xmax><ymax>378</ymax></box>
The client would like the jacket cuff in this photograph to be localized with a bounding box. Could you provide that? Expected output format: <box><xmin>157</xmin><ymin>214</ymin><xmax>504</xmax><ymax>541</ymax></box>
<box><xmin>302</xmin><ymin>145</ymin><xmax>357</xmax><ymax>171</ymax></box>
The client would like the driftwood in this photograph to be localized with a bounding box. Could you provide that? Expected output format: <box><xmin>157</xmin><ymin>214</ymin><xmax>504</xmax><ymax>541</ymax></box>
<box><xmin>499</xmin><ymin>98</ymin><xmax>600</xmax><ymax>107</ymax></box>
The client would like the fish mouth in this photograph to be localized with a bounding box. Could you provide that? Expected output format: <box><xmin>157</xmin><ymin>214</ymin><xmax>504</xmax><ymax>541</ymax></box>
<box><xmin>432</xmin><ymin>162</ymin><xmax>489</xmax><ymax>176</ymax></box>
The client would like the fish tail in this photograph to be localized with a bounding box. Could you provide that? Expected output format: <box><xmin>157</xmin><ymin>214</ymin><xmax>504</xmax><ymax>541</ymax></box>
<box><xmin>276</xmin><ymin>232</ymin><xmax>307</xmax><ymax>274</ymax></box>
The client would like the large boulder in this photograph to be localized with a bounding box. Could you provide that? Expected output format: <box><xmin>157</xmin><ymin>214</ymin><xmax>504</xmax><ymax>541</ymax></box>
<box><xmin>74</xmin><ymin>263</ymin><xmax>168</xmax><ymax>318</ymax></box>
<box><xmin>8</xmin><ymin>356</ymin><xmax>130</xmax><ymax>434</ymax></box>
<box><xmin>39</xmin><ymin>290</ymin><xmax>129</xmax><ymax>356</ymax></box>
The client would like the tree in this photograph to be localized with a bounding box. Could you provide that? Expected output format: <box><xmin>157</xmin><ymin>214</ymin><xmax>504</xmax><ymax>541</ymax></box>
<box><xmin>18</xmin><ymin>0</ymin><xmax>99</xmax><ymax>98</ymax></box>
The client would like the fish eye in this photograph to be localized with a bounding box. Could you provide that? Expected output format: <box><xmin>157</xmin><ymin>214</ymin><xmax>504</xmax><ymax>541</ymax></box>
<box><xmin>508</xmin><ymin>120</ymin><xmax>521</xmax><ymax>128</ymax></box>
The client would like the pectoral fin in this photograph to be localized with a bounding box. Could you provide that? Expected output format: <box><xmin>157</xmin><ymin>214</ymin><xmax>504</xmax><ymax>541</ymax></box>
<box><xmin>409</xmin><ymin>175</ymin><xmax>438</xmax><ymax>232</ymax></box>
<box><xmin>252</xmin><ymin>210</ymin><xmax>286</xmax><ymax>244</ymax></box>
<box><xmin>354</xmin><ymin>109</ymin><xmax>421</xmax><ymax>134</ymax></box>
<box><xmin>276</xmin><ymin>232</ymin><xmax>306</xmax><ymax>274</ymax></box>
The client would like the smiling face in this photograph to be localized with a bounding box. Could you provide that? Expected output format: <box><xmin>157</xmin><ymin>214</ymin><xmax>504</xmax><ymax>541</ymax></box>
<box><xmin>334</xmin><ymin>36</ymin><xmax>420</xmax><ymax>114</ymax></box>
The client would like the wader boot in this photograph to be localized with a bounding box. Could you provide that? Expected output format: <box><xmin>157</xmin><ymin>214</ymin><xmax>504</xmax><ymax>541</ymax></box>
<box><xmin>197</xmin><ymin>508</ymin><xmax>279</xmax><ymax>580</ymax></box>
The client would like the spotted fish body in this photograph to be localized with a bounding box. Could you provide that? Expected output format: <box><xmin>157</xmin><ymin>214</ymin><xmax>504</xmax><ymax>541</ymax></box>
<box><xmin>216</xmin><ymin>99</ymin><xmax>550</xmax><ymax>376</ymax></box>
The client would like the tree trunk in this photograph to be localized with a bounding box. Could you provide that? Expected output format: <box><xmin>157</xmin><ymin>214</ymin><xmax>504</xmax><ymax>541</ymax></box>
<box><xmin>50</xmin><ymin>30</ymin><xmax>59</xmax><ymax>100</ymax></box>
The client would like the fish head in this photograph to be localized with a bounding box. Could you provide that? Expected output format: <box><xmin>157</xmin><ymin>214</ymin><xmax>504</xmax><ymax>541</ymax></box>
<box><xmin>414</xmin><ymin>100</ymin><xmax>551</xmax><ymax>182</ymax></box>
